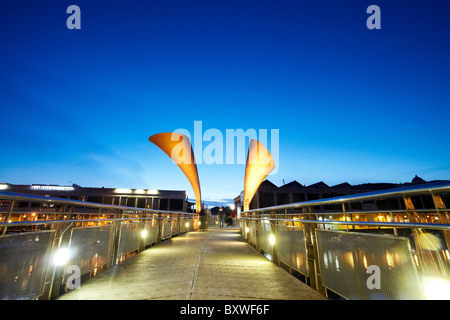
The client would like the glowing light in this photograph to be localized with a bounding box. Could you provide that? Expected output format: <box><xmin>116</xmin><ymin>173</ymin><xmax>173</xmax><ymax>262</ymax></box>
<box><xmin>417</xmin><ymin>232</ymin><xmax>442</xmax><ymax>251</ymax></box>
<box><xmin>52</xmin><ymin>248</ymin><xmax>71</xmax><ymax>266</ymax></box>
<box><xmin>269</xmin><ymin>234</ymin><xmax>276</xmax><ymax>246</ymax></box>
<box><xmin>185</xmin><ymin>222</ymin><xmax>189</xmax><ymax>228</ymax></box>
<box><xmin>413</xmin><ymin>255</ymin><xmax>420</xmax><ymax>267</ymax></box>
<box><xmin>386</xmin><ymin>250</ymin><xmax>395</xmax><ymax>268</ymax></box>
<box><xmin>245</xmin><ymin>227</ymin><xmax>249</xmax><ymax>234</ymax></box>
<box><xmin>115</xmin><ymin>188</ymin><xmax>132</xmax><ymax>194</ymax></box>
<box><xmin>422</xmin><ymin>276</ymin><xmax>450</xmax><ymax>300</ymax></box>
<box><xmin>141</xmin><ymin>230</ymin><xmax>148</xmax><ymax>238</ymax></box>
<box><xmin>135</xmin><ymin>189</ymin><xmax>145</xmax><ymax>194</ymax></box>
<box><xmin>0</xmin><ymin>184</ymin><xmax>8</xmax><ymax>190</ymax></box>
<box><xmin>362</xmin><ymin>254</ymin><xmax>368</xmax><ymax>269</ymax></box>
<box><xmin>344</xmin><ymin>252</ymin><xmax>354</xmax><ymax>268</ymax></box>
<box><xmin>147</xmin><ymin>189</ymin><xmax>158</xmax><ymax>195</ymax></box>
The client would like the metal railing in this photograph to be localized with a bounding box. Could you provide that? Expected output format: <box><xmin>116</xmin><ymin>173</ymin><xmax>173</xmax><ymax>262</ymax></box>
<box><xmin>240</xmin><ymin>181</ymin><xmax>450</xmax><ymax>300</ymax></box>
<box><xmin>0</xmin><ymin>191</ymin><xmax>199</xmax><ymax>300</ymax></box>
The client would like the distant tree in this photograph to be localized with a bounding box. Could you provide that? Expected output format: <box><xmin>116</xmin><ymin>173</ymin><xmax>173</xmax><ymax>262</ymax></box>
<box><xmin>223</xmin><ymin>206</ymin><xmax>231</xmax><ymax>216</ymax></box>
<box><xmin>210</xmin><ymin>206</ymin><xmax>220</xmax><ymax>215</ymax></box>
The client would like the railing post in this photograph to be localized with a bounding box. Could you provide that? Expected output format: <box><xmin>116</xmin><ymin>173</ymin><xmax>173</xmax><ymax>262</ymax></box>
<box><xmin>432</xmin><ymin>193</ymin><xmax>450</xmax><ymax>254</ymax></box>
<box><xmin>342</xmin><ymin>203</ymin><xmax>349</xmax><ymax>231</ymax></box>
<box><xmin>112</xmin><ymin>209</ymin><xmax>123</xmax><ymax>266</ymax></box>
<box><xmin>138</xmin><ymin>212</ymin><xmax>146</xmax><ymax>253</ymax></box>
<box><xmin>270</xmin><ymin>210</ymin><xmax>278</xmax><ymax>265</ymax></box>
<box><xmin>390</xmin><ymin>211</ymin><xmax>398</xmax><ymax>236</ymax></box>
<box><xmin>303</xmin><ymin>206</ymin><xmax>326</xmax><ymax>296</ymax></box>
<box><xmin>47</xmin><ymin>221</ymin><xmax>74</xmax><ymax>299</ymax></box>
<box><xmin>1</xmin><ymin>200</ymin><xmax>14</xmax><ymax>235</ymax></box>
<box><xmin>255</xmin><ymin>211</ymin><xmax>261</xmax><ymax>252</ymax></box>
<box><xmin>175</xmin><ymin>213</ymin><xmax>180</xmax><ymax>236</ymax></box>
<box><xmin>404</xmin><ymin>196</ymin><xmax>420</xmax><ymax>223</ymax></box>
<box><xmin>156</xmin><ymin>213</ymin><xmax>163</xmax><ymax>244</ymax></box>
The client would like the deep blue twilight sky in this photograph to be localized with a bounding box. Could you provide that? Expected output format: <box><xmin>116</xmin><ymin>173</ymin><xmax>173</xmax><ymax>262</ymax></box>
<box><xmin>1</xmin><ymin>1</ymin><xmax>449</xmax><ymax>207</ymax></box>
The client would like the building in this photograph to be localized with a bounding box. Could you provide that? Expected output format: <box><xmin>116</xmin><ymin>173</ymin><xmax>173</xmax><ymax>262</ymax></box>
<box><xmin>234</xmin><ymin>175</ymin><xmax>447</xmax><ymax>214</ymax></box>
<box><xmin>0</xmin><ymin>183</ymin><xmax>188</xmax><ymax>212</ymax></box>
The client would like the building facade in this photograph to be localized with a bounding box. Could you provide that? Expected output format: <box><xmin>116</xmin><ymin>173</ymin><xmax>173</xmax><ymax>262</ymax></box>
<box><xmin>235</xmin><ymin>176</ymin><xmax>447</xmax><ymax>214</ymax></box>
<box><xmin>0</xmin><ymin>183</ymin><xmax>188</xmax><ymax>212</ymax></box>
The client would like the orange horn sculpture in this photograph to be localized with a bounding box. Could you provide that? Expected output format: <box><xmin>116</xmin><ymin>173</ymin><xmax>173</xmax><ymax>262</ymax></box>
<box><xmin>243</xmin><ymin>139</ymin><xmax>275</xmax><ymax>212</ymax></box>
<box><xmin>149</xmin><ymin>132</ymin><xmax>201</xmax><ymax>213</ymax></box>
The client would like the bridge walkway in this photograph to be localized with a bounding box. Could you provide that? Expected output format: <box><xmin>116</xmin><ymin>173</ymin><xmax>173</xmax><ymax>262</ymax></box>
<box><xmin>57</xmin><ymin>227</ymin><xmax>325</xmax><ymax>300</ymax></box>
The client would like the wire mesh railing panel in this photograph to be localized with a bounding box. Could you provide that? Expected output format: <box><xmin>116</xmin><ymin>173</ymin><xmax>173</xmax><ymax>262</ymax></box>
<box><xmin>413</xmin><ymin>229</ymin><xmax>450</xmax><ymax>278</ymax></box>
<box><xmin>316</xmin><ymin>229</ymin><xmax>423</xmax><ymax>299</ymax></box>
<box><xmin>118</xmin><ymin>222</ymin><xmax>140</xmax><ymax>258</ymax></box>
<box><xmin>179</xmin><ymin>217</ymin><xmax>186</xmax><ymax>233</ymax></box>
<box><xmin>0</xmin><ymin>231</ymin><xmax>55</xmax><ymax>300</ymax></box>
<box><xmin>276</xmin><ymin>225</ymin><xmax>308</xmax><ymax>275</ymax></box>
<box><xmin>258</xmin><ymin>222</ymin><xmax>273</xmax><ymax>255</ymax></box>
<box><xmin>247</xmin><ymin>220</ymin><xmax>257</xmax><ymax>246</ymax></box>
<box><xmin>69</xmin><ymin>225</ymin><xmax>114</xmax><ymax>275</ymax></box>
<box><xmin>143</xmin><ymin>220</ymin><xmax>159</xmax><ymax>246</ymax></box>
<box><xmin>172</xmin><ymin>218</ymin><xmax>180</xmax><ymax>235</ymax></box>
<box><xmin>162</xmin><ymin>219</ymin><xmax>172</xmax><ymax>239</ymax></box>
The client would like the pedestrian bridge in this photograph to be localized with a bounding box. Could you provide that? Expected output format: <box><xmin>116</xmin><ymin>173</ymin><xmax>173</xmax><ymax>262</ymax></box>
<box><xmin>1</xmin><ymin>181</ymin><xmax>450</xmax><ymax>300</ymax></box>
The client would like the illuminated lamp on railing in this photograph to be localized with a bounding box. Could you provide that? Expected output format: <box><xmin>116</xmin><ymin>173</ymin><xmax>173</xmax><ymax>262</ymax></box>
<box><xmin>141</xmin><ymin>229</ymin><xmax>148</xmax><ymax>238</ymax></box>
<box><xmin>422</xmin><ymin>276</ymin><xmax>450</xmax><ymax>300</ymax></box>
<box><xmin>0</xmin><ymin>184</ymin><xmax>8</xmax><ymax>190</ymax></box>
<box><xmin>269</xmin><ymin>234</ymin><xmax>276</xmax><ymax>246</ymax></box>
<box><xmin>52</xmin><ymin>247</ymin><xmax>72</xmax><ymax>267</ymax></box>
<box><xmin>114</xmin><ymin>188</ymin><xmax>132</xmax><ymax>194</ymax></box>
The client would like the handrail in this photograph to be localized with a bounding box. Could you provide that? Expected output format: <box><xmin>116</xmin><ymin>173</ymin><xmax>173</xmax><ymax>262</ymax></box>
<box><xmin>0</xmin><ymin>190</ymin><xmax>196</xmax><ymax>216</ymax></box>
<box><xmin>243</xmin><ymin>180</ymin><xmax>450</xmax><ymax>213</ymax></box>
<box><xmin>240</xmin><ymin>216</ymin><xmax>450</xmax><ymax>230</ymax></box>
<box><xmin>259</xmin><ymin>209</ymin><xmax>450</xmax><ymax>215</ymax></box>
<box><xmin>0</xmin><ymin>216</ymin><xmax>176</xmax><ymax>228</ymax></box>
